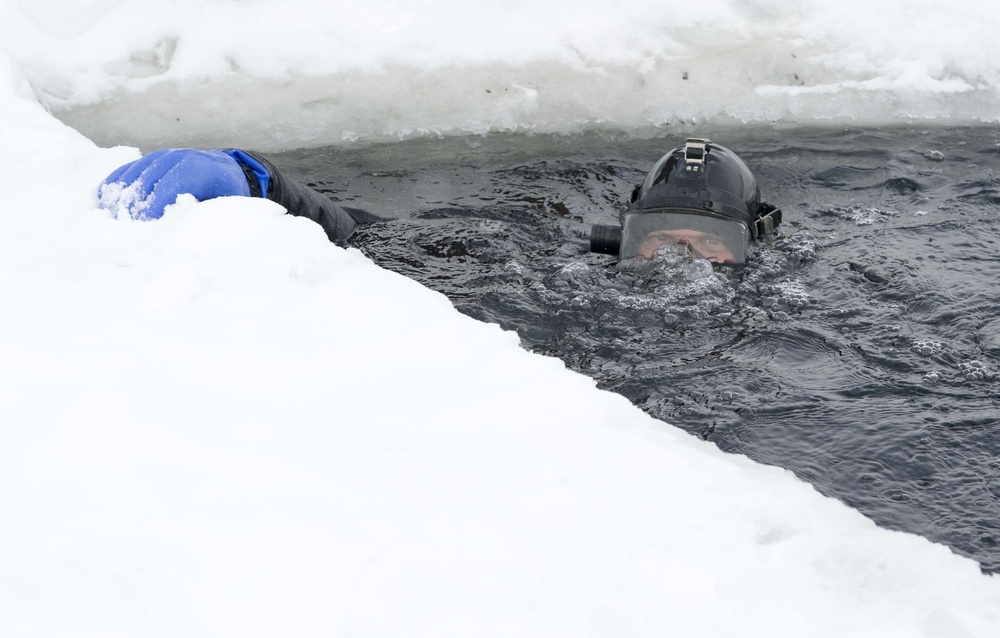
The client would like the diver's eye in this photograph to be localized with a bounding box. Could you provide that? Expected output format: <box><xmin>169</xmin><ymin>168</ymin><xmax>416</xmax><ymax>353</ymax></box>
<box><xmin>705</xmin><ymin>237</ymin><xmax>722</xmax><ymax>246</ymax></box>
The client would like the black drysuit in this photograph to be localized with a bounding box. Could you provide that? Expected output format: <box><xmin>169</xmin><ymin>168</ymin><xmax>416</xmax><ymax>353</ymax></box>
<box><xmin>236</xmin><ymin>151</ymin><xmax>381</xmax><ymax>246</ymax></box>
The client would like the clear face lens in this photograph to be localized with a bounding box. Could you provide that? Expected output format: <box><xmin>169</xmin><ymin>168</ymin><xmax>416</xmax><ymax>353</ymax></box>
<box><xmin>620</xmin><ymin>212</ymin><xmax>751</xmax><ymax>264</ymax></box>
<box><xmin>638</xmin><ymin>229</ymin><xmax>735</xmax><ymax>262</ymax></box>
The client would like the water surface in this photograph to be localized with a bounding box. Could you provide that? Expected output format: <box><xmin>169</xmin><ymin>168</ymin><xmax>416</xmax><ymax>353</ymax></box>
<box><xmin>273</xmin><ymin>127</ymin><xmax>1000</xmax><ymax>572</ymax></box>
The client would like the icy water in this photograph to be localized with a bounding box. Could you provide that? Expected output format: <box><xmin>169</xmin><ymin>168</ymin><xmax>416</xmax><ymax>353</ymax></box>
<box><xmin>272</xmin><ymin>127</ymin><xmax>1000</xmax><ymax>572</ymax></box>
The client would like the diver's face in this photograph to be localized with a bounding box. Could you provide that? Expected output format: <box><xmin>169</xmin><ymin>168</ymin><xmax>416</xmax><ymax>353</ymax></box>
<box><xmin>638</xmin><ymin>229</ymin><xmax>737</xmax><ymax>263</ymax></box>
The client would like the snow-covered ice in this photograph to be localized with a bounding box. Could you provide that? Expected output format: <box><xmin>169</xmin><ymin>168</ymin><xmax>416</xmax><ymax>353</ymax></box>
<box><xmin>2</xmin><ymin>1</ymin><xmax>999</xmax><ymax>636</ymax></box>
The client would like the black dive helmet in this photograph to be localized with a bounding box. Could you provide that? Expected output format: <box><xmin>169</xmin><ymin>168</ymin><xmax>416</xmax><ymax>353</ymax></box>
<box><xmin>591</xmin><ymin>138</ymin><xmax>781</xmax><ymax>263</ymax></box>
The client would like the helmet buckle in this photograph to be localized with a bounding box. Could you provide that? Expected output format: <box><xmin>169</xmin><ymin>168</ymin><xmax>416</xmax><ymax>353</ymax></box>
<box><xmin>753</xmin><ymin>206</ymin><xmax>780</xmax><ymax>239</ymax></box>
<box><xmin>683</xmin><ymin>138</ymin><xmax>708</xmax><ymax>173</ymax></box>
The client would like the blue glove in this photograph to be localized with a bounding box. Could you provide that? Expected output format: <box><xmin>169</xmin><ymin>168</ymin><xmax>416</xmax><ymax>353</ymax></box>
<box><xmin>98</xmin><ymin>149</ymin><xmax>262</xmax><ymax>220</ymax></box>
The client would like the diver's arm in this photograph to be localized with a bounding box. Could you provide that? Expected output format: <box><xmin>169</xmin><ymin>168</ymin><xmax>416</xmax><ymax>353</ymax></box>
<box><xmin>230</xmin><ymin>150</ymin><xmax>377</xmax><ymax>246</ymax></box>
<box><xmin>97</xmin><ymin>148</ymin><xmax>377</xmax><ymax>246</ymax></box>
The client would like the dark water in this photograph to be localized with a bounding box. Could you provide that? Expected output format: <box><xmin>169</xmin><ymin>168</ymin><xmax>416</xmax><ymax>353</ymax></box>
<box><xmin>272</xmin><ymin>127</ymin><xmax>1000</xmax><ymax>572</ymax></box>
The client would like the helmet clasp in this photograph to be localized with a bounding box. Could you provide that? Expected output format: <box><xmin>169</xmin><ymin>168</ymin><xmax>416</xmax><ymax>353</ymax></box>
<box><xmin>683</xmin><ymin>138</ymin><xmax>709</xmax><ymax>173</ymax></box>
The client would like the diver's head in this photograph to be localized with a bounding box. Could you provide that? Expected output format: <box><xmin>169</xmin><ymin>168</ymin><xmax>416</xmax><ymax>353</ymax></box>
<box><xmin>590</xmin><ymin>138</ymin><xmax>781</xmax><ymax>264</ymax></box>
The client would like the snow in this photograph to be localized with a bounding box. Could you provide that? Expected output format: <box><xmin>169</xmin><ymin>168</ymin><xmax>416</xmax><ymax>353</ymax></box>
<box><xmin>4</xmin><ymin>0</ymin><xmax>1000</xmax><ymax>149</ymax></box>
<box><xmin>1</xmin><ymin>1</ymin><xmax>999</xmax><ymax>636</ymax></box>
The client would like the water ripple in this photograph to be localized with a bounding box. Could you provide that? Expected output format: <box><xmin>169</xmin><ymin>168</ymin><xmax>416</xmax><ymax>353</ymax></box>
<box><xmin>287</xmin><ymin>127</ymin><xmax>1000</xmax><ymax>573</ymax></box>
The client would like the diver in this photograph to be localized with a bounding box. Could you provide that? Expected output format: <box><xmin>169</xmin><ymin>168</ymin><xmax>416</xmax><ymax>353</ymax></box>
<box><xmin>589</xmin><ymin>138</ymin><xmax>781</xmax><ymax>265</ymax></box>
<box><xmin>97</xmin><ymin>138</ymin><xmax>781</xmax><ymax>263</ymax></box>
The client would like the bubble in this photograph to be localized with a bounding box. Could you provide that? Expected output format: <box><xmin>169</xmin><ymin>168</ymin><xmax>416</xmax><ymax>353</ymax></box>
<box><xmin>556</xmin><ymin>261</ymin><xmax>590</xmax><ymax>280</ymax></box>
<box><xmin>789</xmin><ymin>298</ymin><xmax>806</xmax><ymax>309</ymax></box>
<box><xmin>775</xmin><ymin>230</ymin><xmax>818</xmax><ymax>262</ymax></box>
<box><xmin>923</xmin><ymin>371</ymin><xmax>940</xmax><ymax>384</ymax></box>
<box><xmin>912</xmin><ymin>339</ymin><xmax>941</xmax><ymax>357</ymax></box>
<box><xmin>958</xmin><ymin>360</ymin><xmax>994</xmax><ymax>382</ymax></box>
<box><xmin>923</xmin><ymin>150</ymin><xmax>945</xmax><ymax>161</ymax></box>
<box><xmin>685</xmin><ymin>259</ymin><xmax>714</xmax><ymax>281</ymax></box>
<box><xmin>758</xmin><ymin>280</ymin><xmax>811</xmax><ymax>313</ymax></box>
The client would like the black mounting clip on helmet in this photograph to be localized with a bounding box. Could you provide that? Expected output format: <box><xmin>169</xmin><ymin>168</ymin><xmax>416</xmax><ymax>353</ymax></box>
<box><xmin>590</xmin><ymin>138</ymin><xmax>781</xmax><ymax>263</ymax></box>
